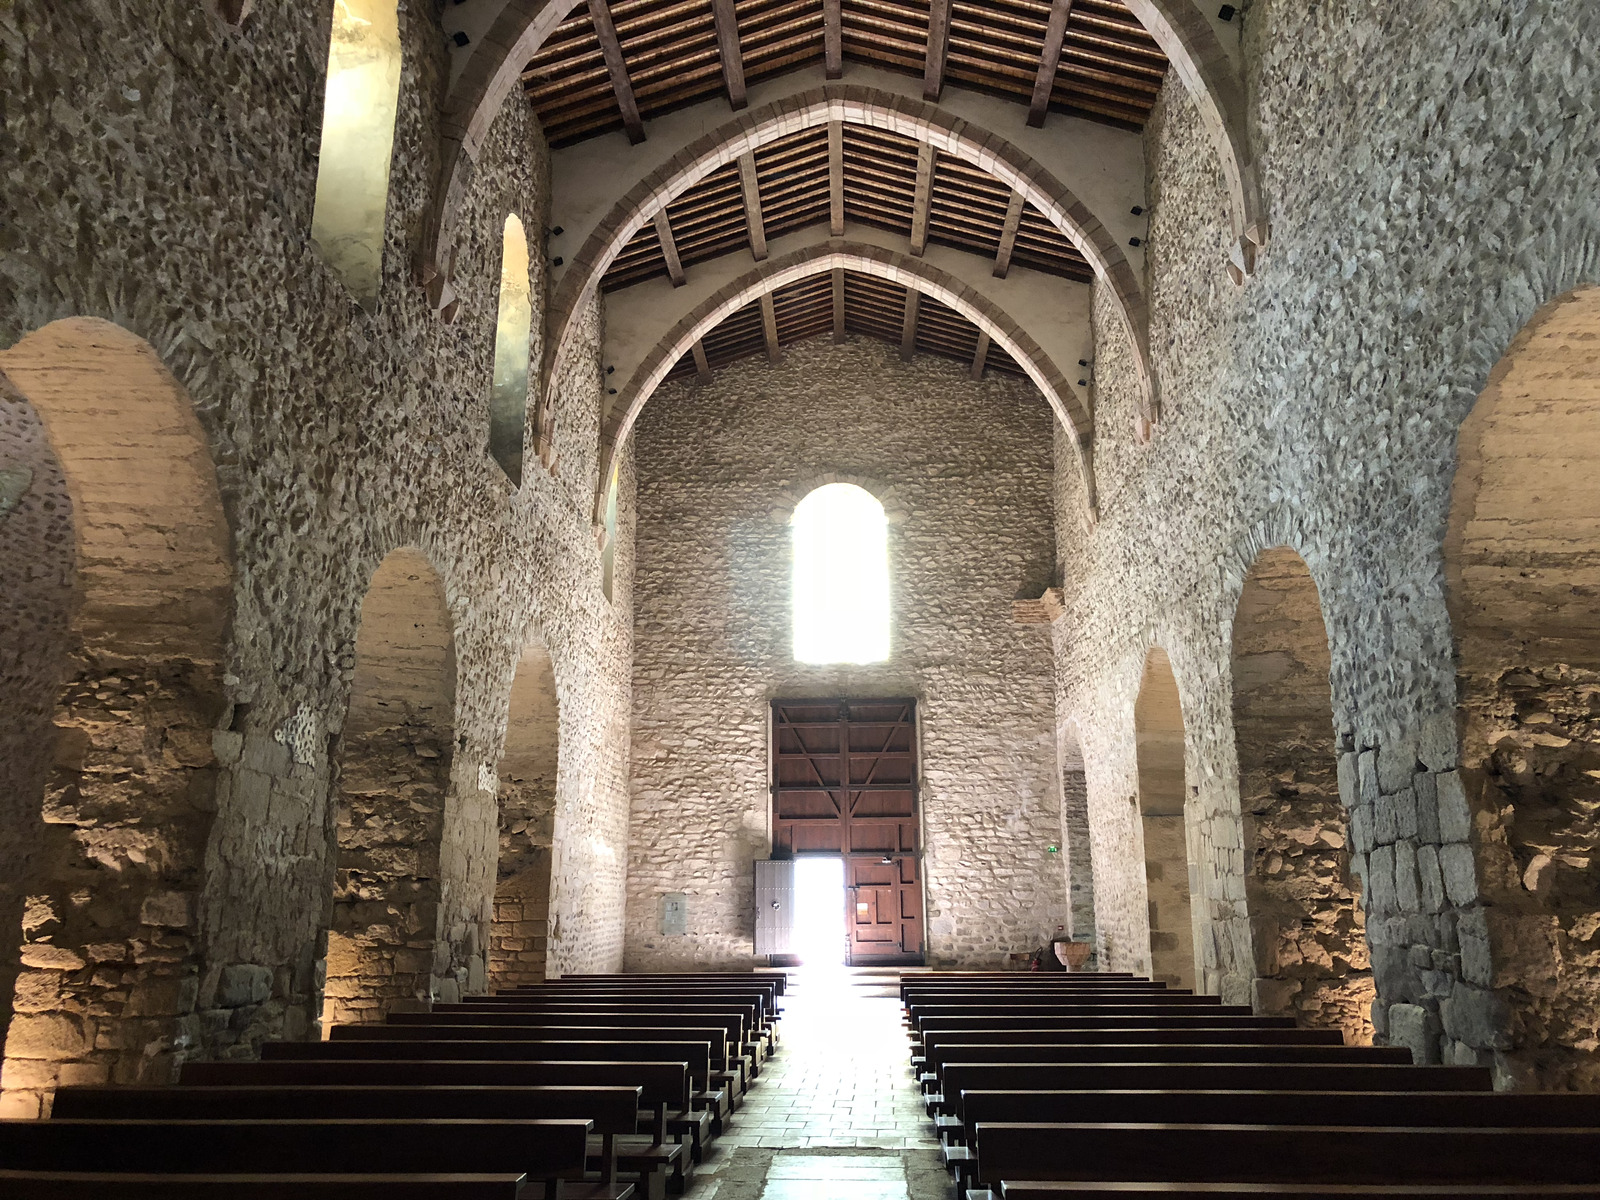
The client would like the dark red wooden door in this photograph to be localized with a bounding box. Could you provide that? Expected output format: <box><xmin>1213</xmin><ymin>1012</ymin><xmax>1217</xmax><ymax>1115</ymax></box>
<box><xmin>771</xmin><ymin>698</ymin><xmax>924</xmax><ymax>963</ymax></box>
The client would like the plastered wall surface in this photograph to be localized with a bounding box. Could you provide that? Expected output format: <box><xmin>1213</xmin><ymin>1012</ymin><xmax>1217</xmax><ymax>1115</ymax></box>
<box><xmin>628</xmin><ymin>337</ymin><xmax>1066</xmax><ymax>969</ymax></box>
<box><xmin>0</xmin><ymin>0</ymin><xmax>633</xmax><ymax>1113</ymax></box>
<box><xmin>1053</xmin><ymin>0</ymin><xmax>1600</xmax><ymax>1086</ymax></box>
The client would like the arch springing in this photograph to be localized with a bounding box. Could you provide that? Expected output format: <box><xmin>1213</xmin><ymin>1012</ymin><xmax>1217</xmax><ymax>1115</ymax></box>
<box><xmin>792</xmin><ymin>483</ymin><xmax>889</xmax><ymax>665</ymax></box>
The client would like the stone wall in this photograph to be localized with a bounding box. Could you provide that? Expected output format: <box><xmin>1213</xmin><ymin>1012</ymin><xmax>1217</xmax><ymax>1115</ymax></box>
<box><xmin>628</xmin><ymin>337</ymin><xmax>1066</xmax><ymax>969</ymax></box>
<box><xmin>0</xmin><ymin>0</ymin><xmax>634</xmax><ymax>1114</ymax></box>
<box><xmin>1052</xmin><ymin>0</ymin><xmax>1600</xmax><ymax>1086</ymax></box>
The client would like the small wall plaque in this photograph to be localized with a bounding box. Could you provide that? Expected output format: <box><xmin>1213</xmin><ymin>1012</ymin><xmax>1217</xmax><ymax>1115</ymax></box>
<box><xmin>660</xmin><ymin>892</ymin><xmax>687</xmax><ymax>936</ymax></box>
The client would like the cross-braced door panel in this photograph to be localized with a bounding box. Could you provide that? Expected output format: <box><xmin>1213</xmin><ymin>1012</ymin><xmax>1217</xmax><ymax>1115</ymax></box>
<box><xmin>771</xmin><ymin>698</ymin><xmax>924</xmax><ymax>962</ymax></box>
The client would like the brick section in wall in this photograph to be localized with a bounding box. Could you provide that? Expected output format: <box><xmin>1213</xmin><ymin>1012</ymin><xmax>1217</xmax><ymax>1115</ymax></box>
<box><xmin>628</xmin><ymin>336</ymin><xmax>1068</xmax><ymax>969</ymax></box>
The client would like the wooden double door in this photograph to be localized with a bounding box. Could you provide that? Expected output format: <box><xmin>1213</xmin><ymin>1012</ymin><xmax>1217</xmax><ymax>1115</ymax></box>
<box><xmin>771</xmin><ymin>698</ymin><xmax>924</xmax><ymax>964</ymax></box>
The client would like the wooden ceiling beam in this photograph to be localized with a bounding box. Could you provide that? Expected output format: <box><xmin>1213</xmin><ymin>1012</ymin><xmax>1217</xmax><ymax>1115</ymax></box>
<box><xmin>588</xmin><ymin>0</ymin><xmax>646</xmax><ymax>145</ymax></box>
<box><xmin>692</xmin><ymin>338</ymin><xmax>713</xmax><ymax>382</ymax></box>
<box><xmin>832</xmin><ymin>268</ymin><xmax>847</xmax><ymax>342</ymax></box>
<box><xmin>760</xmin><ymin>293</ymin><xmax>782</xmax><ymax>362</ymax></box>
<box><xmin>711</xmin><ymin>0</ymin><xmax>747</xmax><ymax>110</ymax></box>
<box><xmin>1028</xmin><ymin>0</ymin><xmax>1075</xmax><ymax>128</ymax></box>
<box><xmin>923</xmin><ymin>0</ymin><xmax>952</xmax><ymax>101</ymax></box>
<box><xmin>823</xmin><ymin>0</ymin><xmax>842</xmax><ymax>79</ymax></box>
<box><xmin>970</xmin><ymin>330</ymin><xmax>991</xmax><ymax>381</ymax></box>
<box><xmin>653</xmin><ymin>210</ymin><xmax>686</xmax><ymax>286</ymax></box>
<box><xmin>828</xmin><ymin>121</ymin><xmax>845</xmax><ymax>236</ymax></box>
<box><xmin>909</xmin><ymin>142</ymin><xmax>936</xmax><ymax>257</ymax></box>
<box><xmin>899</xmin><ymin>287</ymin><xmax>920</xmax><ymax>361</ymax></box>
<box><xmin>994</xmin><ymin>188</ymin><xmax>1025</xmax><ymax>278</ymax></box>
<box><xmin>736</xmin><ymin>151</ymin><xmax>769</xmax><ymax>261</ymax></box>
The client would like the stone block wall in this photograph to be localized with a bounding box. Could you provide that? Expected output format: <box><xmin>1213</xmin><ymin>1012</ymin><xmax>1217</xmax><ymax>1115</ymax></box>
<box><xmin>0</xmin><ymin>0</ymin><xmax>634</xmax><ymax>1113</ymax></box>
<box><xmin>1051</xmin><ymin>0</ymin><xmax>1600</xmax><ymax>1084</ymax></box>
<box><xmin>627</xmin><ymin>337</ymin><xmax>1067</xmax><ymax>969</ymax></box>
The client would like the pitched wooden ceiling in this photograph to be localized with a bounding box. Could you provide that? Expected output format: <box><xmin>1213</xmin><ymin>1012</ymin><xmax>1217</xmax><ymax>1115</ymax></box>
<box><xmin>523</xmin><ymin>0</ymin><xmax>1169</xmax><ymax>145</ymax></box>
<box><xmin>660</xmin><ymin>269</ymin><xmax>1029</xmax><ymax>384</ymax></box>
<box><xmin>528</xmin><ymin>0</ymin><xmax>1163</xmax><ymax>383</ymax></box>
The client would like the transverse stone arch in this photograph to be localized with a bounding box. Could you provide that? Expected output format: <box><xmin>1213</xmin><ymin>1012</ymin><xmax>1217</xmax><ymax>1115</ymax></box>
<box><xmin>1444</xmin><ymin>285</ymin><xmax>1600</xmax><ymax>1090</ymax></box>
<box><xmin>0</xmin><ymin>318</ymin><xmax>232</xmax><ymax>1117</ymax></box>
<box><xmin>325</xmin><ymin>547</ymin><xmax>456</xmax><ymax>1027</ymax></box>
<box><xmin>542</xmin><ymin>84</ymin><xmax>1154</xmax><ymax>439</ymax></box>
<box><xmin>1231</xmin><ymin>546</ymin><xmax>1372</xmax><ymax>1042</ymax></box>
<box><xmin>1134</xmin><ymin>646</ymin><xmax>1197</xmax><ymax>989</ymax></box>
<box><xmin>595</xmin><ymin>243</ymin><xmax>1096</xmax><ymax>526</ymax></box>
<box><xmin>491</xmin><ymin>632</ymin><xmax>561</xmax><ymax>988</ymax></box>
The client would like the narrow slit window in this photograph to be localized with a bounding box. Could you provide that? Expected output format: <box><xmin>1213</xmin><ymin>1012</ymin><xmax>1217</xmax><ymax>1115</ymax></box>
<box><xmin>489</xmin><ymin>213</ymin><xmax>532</xmax><ymax>484</ymax></box>
<box><xmin>311</xmin><ymin>0</ymin><xmax>402</xmax><ymax>311</ymax></box>
<box><xmin>792</xmin><ymin>483</ymin><xmax>889</xmax><ymax>664</ymax></box>
<box><xmin>601</xmin><ymin>464</ymin><xmax>620</xmax><ymax>602</ymax></box>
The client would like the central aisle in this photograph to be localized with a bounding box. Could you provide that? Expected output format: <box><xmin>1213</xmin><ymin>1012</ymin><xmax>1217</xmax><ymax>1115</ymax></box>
<box><xmin>689</xmin><ymin>969</ymin><xmax>944</xmax><ymax>1200</ymax></box>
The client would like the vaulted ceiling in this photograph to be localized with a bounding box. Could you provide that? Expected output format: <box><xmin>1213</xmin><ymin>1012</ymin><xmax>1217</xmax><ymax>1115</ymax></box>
<box><xmin>521</xmin><ymin>0</ymin><xmax>1169</xmax><ymax>384</ymax></box>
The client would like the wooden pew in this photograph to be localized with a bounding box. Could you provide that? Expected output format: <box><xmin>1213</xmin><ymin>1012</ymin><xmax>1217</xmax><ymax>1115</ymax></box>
<box><xmin>333</xmin><ymin>1021</ymin><xmax>746</xmax><ymax>1110</ymax></box>
<box><xmin>0</xmin><ymin>1171</ymin><xmax>534</xmax><ymax>1199</ymax></box>
<box><xmin>53</xmin><ymin>1084</ymin><xmax>651</xmax><ymax>1196</ymax></box>
<box><xmin>259</xmin><ymin>1038</ymin><xmax>731</xmax><ymax>1132</ymax></box>
<box><xmin>906</xmin><ymin>1003</ymin><xmax>1255</xmax><ymax>1033</ymax></box>
<box><xmin>560</xmin><ymin>973</ymin><xmax>787</xmax><ymax>997</ymax></box>
<box><xmin>0</xmin><ymin>1117</ymin><xmax>597</xmax><ymax>1200</ymax></box>
<box><xmin>971</xmin><ymin>1123</ymin><xmax>1600</xmax><ymax>1190</ymax></box>
<box><xmin>180</xmin><ymin>1058</ymin><xmax>695</xmax><ymax>1151</ymax></box>
<box><xmin>955</xmin><ymin>1088</ymin><xmax>1600</xmax><ymax>1146</ymax></box>
<box><xmin>426</xmin><ymin>1003</ymin><xmax>769</xmax><ymax>1061</ymax></box>
<box><xmin>931</xmin><ymin>1062</ymin><xmax>1492</xmax><ymax>1118</ymax></box>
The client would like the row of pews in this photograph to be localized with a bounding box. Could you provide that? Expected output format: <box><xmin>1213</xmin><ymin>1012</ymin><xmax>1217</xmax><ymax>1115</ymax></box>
<box><xmin>908</xmin><ymin>971</ymin><xmax>1600</xmax><ymax>1198</ymax></box>
<box><xmin>0</xmin><ymin>970</ymin><xmax>784</xmax><ymax>1199</ymax></box>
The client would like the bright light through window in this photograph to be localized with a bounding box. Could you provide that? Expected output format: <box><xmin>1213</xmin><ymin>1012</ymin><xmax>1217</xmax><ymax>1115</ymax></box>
<box><xmin>792</xmin><ymin>483</ymin><xmax>890</xmax><ymax>664</ymax></box>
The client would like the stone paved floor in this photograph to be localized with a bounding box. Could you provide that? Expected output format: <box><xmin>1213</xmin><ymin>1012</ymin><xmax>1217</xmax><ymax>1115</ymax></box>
<box><xmin>687</xmin><ymin>969</ymin><xmax>945</xmax><ymax>1200</ymax></box>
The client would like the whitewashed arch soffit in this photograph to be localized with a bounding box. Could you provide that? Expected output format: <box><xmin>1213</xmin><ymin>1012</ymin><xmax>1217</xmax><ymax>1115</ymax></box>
<box><xmin>595</xmin><ymin>241</ymin><xmax>1099</xmax><ymax>526</ymax></box>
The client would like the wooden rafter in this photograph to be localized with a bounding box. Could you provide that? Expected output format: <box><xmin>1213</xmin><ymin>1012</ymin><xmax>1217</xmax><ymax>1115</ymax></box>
<box><xmin>899</xmin><ymin>287</ymin><xmax>920</xmax><ymax>361</ymax></box>
<box><xmin>970</xmin><ymin>330</ymin><xmax>991</xmax><ymax>380</ymax></box>
<box><xmin>692</xmin><ymin>338</ymin><xmax>713</xmax><ymax>382</ymax></box>
<box><xmin>1029</xmin><ymin>0</ymin><xmax>1076</xmax><ymax>128</ymax></box>
<box><xmin>823</xmin><ymin>0</ymin><xmax>842</xmax><ymax>80</ymax></box>
<box><xmin>828</xmin><ymin>121</ymin><xmax>845</xmax><ymax>236</ymax></box>
<box><xmin>923</xmin><ymin>0</ymin><xmax>952</xmax><ymax>101</ymax></box>
<box><xmin>909</xmin><ymin>143</ymin><xmax>936</xmax><ymax>257</ymax></box>
<box><xmin>994</xmin><ymin>188</ymin><xmax>1026</xmax><ymax>278</ymax></box>
<box><xmin>832</xmin><ymin>268</ymin><xmax>846</xmax><ymax>342</ymax></box>
<box><xmin>711</xmin><ymin>0</ymin><xmax>746</xmax><ymax>110</ymax></box>
<box><xmin>760</xmin><ymin>292</ymin><xmax>781</xmax><ymax>362</ymax></box>
<box><xmin>653</xmin><ymin>210</ymin><xmax>685</xmax><ymax>286</ymax></box>
<box><xmin>587</xmin><ymin>0</ymin><xmax>645</xmax><ymax>145</ymax></box>
<box><xmin>737</xmin><ymin>151</ymin><xmax>768</xmax><ymax>261</ymax></box>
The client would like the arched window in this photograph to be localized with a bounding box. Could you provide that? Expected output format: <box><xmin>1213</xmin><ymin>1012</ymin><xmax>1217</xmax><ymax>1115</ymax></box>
<box><xmin>311</xmin><ymin>0</ymin><xmax>402</xmax><ymax>311</ymax></box>
<box><xmin>601</xmin><ymin>463</ymin><xmax>620</xmax><ymax>603</ymax></box>
<box><xmin>489</xmin><ymin>214</ymin><xmax>532</xmax><ymax>484</ymax></box>
<box><xmin>792</xmin><ymin>483</ymin><xmax>889</xmax><ymax>664</ymax></box>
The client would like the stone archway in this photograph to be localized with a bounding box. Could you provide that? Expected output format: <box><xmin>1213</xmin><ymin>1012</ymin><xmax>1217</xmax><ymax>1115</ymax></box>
<box><xmin>324</xmin><ymin>548</ymin><xmax>456</xmax><ymax>1027</ymax></box>
<box><xmin>0</xmin><ymin>318</ymin><xmax>232</xmax><ymax>1116</ymax></box>
<box><xmin>1232</xmin><ymin>546</ymin><xmax>1372</xmax><ymax>1042</ymax></box>
<box><xmin>1445</xmin><ymin>285</ymin><xmax>1600</xmax><ymax>1091</ymax></box>
<box><xmin>491</xmin><ymin>635</ymin><xmax>561</xmax><ymax>988</ymax></box>
<box><xmin>1134</xmin><ymin>647</ymin><xmax>1196</xmax><ymax>989</ymax></box>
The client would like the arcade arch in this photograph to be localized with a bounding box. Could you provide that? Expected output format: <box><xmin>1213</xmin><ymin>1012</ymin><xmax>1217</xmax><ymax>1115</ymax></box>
<box><xmin>1445</xmin><ymin>285</ymin><xmax>1600</xmax><ymax>1090</ymax></box>
<box><xmin>324</xmin><ymin>548</ymin><xmax>456</xmax><ymax>1026</ymax></box>
<box><xmin>1134</xmin><ymin>646</ymin><xmax>1197</xmax><ymax>989</ymax></box>
<box><xmin>0</xmin><ymin>318</ymin><xmax>231</xmax><ymax>1115</ymax></box>
<box><xmin>490</xmin><ymin>635</ymin><xmax>561</xmax><ymax>988</ymax></box>
<box><xmin>1231</xmin><ymin>546</ymin><xmax>1372</xmax><ymax>1042</ymax></box>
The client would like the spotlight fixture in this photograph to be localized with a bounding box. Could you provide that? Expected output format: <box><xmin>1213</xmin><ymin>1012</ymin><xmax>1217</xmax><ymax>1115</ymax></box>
<box><xmin>1130</xmin><ymin>205</ymin><xmax>1145</xmax><ymax>217</ymax></box>
<box><xmin>1218</xmin><ymin>4</ymin><xmax>1236</xmax><ymax>20</ymax></box>
<box><xmin>450</xmin><ymin>30</ymin><xmax>470</xmax><ymax>47</ymax></box>
<box><xmin>1129</xmin><ymin>236</ymin><xmax>1143</xmax><ymax>247</ymax></box>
